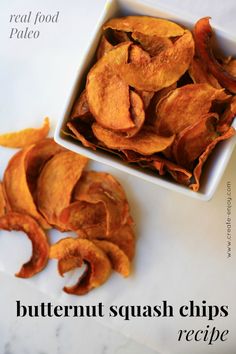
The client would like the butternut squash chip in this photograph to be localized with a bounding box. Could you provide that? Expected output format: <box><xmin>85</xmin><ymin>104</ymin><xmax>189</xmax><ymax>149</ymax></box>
<box><xmin>0</xmin><ymin>212</ymin><xmax>49</xmax><ymax>278</ymax></box>
<box><xmin>70</xmin><ymin>90</ymin><xmax>92</xmax><ymax>121</ymax></box>
<box><xmin>190</xmin><ymin>127</ymin><xmax>236</xmax><ymax>191</ymax></box>
<box><xmin>94</xmin><ymin>240</ymin><xmax>130</xmax><ymax>277</ymax></box>
<box><xmin>59</xmin><ymin>200</ymin><xmax>107</xmax><ymax>238</ymax></box>
<box><xmin>3</xmin><ymin>145</ymin><xmax>50</xmax><ymax>229</ymax></box>
<box><xmin>73</xmin><ymin>171</ymin><xmax>130</xmax><ymax>236</ymax></box>
<box><xmin>96</xmin><ymin>35</ymin><xmax>113</xmax><ymax>60</ymax></box>
<box><xmin>0</xmin><ymin>117</ymin><xmax>50</xmax><ymax>148</ymax></box>
<box><xmin>86</xmin><ymin>42</ymin><xmax>134</xmax><ymax>130</ymax></box>
<box><xmin>189</xmin><ymin>57</ymin><xmax>221</xmax><ymax>88</ymax></box>
<box><xmin>117</xmin><ymin>30</ymin><xmax>194</xmax><ymax>91</ymax></box>
<box><xmin>37</xmin><ymin>151</ymin><xmax>88</xmax><ymax>229</ymax></box>
<box><xmin>132</xmin><ymin>32</ymin><xmax>173</xmax><ymax>57</ymax></box>
<box><xmin>155</xmin><ymin>83</ymin><xmax>229</xmax><ymax>135</ymax></box>
<box><xmin>92</xmin><ymin>123</ymin><xmax>175</xmax><ymax>155</ymax></box>
<box><xmin>124</xmin><ymin>90</ymin><xmax>145</xmax><ymax>137</ymax></box>
<box><xmin>109</xmin><ymin>224</ymin><xmax>135</xmax><ymax>261</ymax></box>
<box><xmin>217</xmin><ymin>96</ymin><xmax>236</xmax><ymax>133</ymax></box>
<box><xmin>103</xmin><ymin>16</ymin><xmax>185</xmax><ymax>37</ymax></box>
<box><xmin>173</xmin><ymin>113</ymin><xmax>219</xmax><ymax>169</ymax></box>
<box><xmin>67</xmin><ymin>121</ymin><xmax>96</xmax><ymax>150</ymax></box>
<box><xmin>50</xmin><ymin>238</ymin><xmax>111</xmax><ymax>295</ymax></box>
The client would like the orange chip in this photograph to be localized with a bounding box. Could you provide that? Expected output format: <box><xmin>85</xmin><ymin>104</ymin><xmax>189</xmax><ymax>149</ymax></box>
<box><xmin>124</xmin><ymin>90</ymin><xmax>145</xmax><ymax>137</ymax></box>
<box><xmin>94</xmin><ymin>240</ymin><xmax>130</xmax><ymax>277</ymax></box>
<box><xmin>109</xmin><ymin>224</ymin><xmax>135</xmax><ymax>261</ymax></box>
<box><xmin>73</xmin><ymin>171</ymin><xmax>130</xmax><ymax>236</ymax></box>
<box><xmin>92</xmin><ymin>123</ymin><xmax>175</xmax><ymax>155</ymax></box>
<box><xmin>129</xmin><ymin>44</ymin><xmax>151</xmax><ymax>65</ymax></box>
<box><xmin>70</xmin><ymin>90</ymin><xmax>91</xmax><ymax>120</ymax></box>
<box><xmin>86</xmin><ymin>42</ymin><xmax>135</xmax><ymax>130</ymax></box>
<box><xmin>96</xmin><ymin>35</ymin><xmax>113</xmax><ymax>60</ymax></box>
<box><xmin>37</xmin><ymin>151</ymin><xmax>88</xmax><ymax>229</ymax></box>
<box><xmin>103</xmin><ymin>16</ymin><xmax>185</xmax><ymax>37</ymax></box>
<box><xmin>59</xmin><ymin>200</ymin><xmax>107</xmax><ymax>237</ymax></box>
<box><xmin>67</xmin><ymin>121</ymin><xmax>96</xmax><ymax>150</ymax></box>
<box><xmin>190</xmin><ymin>127</ymin><xmax>236</xmax><ymax>191</ymax></box>
<box><xmin>152</xmin><ymin>158</ymin><xmax>192</xmax><ymax>186</ymax></box>
<box><xmin>0</xmin><ymin>117</ymin><xmax>50</xmax><ymax>148</ymax></box>
<box><xmin>58</xmin><ymin>255</ymin><xmax>83</xmax><ymax>277</ymax></box>
<box><xmin>26</xmin><ymin>138</ymin><xmax>65</xmax><ymax>202</ymax></box>
<box><xmin>50</xmin><ymin>238</ymin><xmax>111</xmax><ymax>295</ymax></box>
<box><xmin>0</xmin><ymin>182</ymin><xmax>6</xmax><ymax>217</ymax></box>
<box><xmin>135</xmin><ymin>90</ymin><xmax>154</xmax><ymax>110</ymax></box>
<box><xmin>155</xmin><ymin>83</ymin><xmax>229</xmax><ymax>135</ymax></box>
<box><xmin>132</xmin><ymin>31</ymin><xmax>173</xmax><ymax>56</ymax></box>
<box><xmin>111</xmin><ymin>30</ymin><xmax>130</xmax><ymax>43</ymax></box>
<box><xmin>3</xmin><ymin>145</ymin><xmax>50</xmax><ymax>229</ymax></box>
<box><xmin>173</xmin><ymin>113</ymin><xmax>219</xmax><ymax>169</ymax></box>
<box><xmin>117</xmin><ymin>30</ymin><xmax>194</xmax><ymax>91</ymax></box>
<box><xmin>223</xmin><ymin>58</ymin><xmax>236</xmax><ymax>77</ymax></box>
<box><xmin>189</xmin><ymin>57</ymin><xmax>221</xmax><ymax>88</ymax></box>
<box><xmin>217</xmin><ymin>96</ymin><xmax>236</xmax><ymax>133</ymax></box>
<box><xmin>0</xmin><ymin>212</ymin><xmax>49</xmax><ymax>278</ymax></box>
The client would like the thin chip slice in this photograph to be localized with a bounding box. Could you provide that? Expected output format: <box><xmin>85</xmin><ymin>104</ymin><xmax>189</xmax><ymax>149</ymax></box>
<box><xmin>152</xmin><ymin>159</ymin><xmax>192</xmax><ymax>186</ymax></box>
<box><xmin>94</xmin><ymin>240</ymin><xmax>130</xmax><ymax>277</ymax></box>
<box><xmin>0</xmin><ymin>182</ymin><xmax>6</xmax><ymax>217</ymax></box>
<box><xmin>26</xmin><ymin>138</ymin><xmax>65</xmax><ymax>202</ymax></box>
<box><xmin>173</xmin><ymin>113</ymin><xmax>219</xmax><ymax>169</ymax></box>
<box><xmin>73</xmin><ymin>171</ymin><xmax>130</xmax><ymax>236</ymax></box>
<box><xmin>194</xmin><ymin>17</ymin><xmax>236</xmax><ymax>93</ymax></box>
<box><xmin>50</xmin><ymin>238</ymin><xmax>111</xmax><ymax>295</ymax></box>
<box><xmin>0</xmin><ymin>117</ymin><xmax>50</xmax><ymax>148</ymax></box>
<box><xmin>59</xmin><ymin>200</ymin><xmax>107</xmax><ymax>237</ymax></box>
<box><xmin>190</xmin><ymin>127</ymin><xmax>236</xmax><ymax>191</ymax></box>
<box><xmin>223</xmin><ymin>58</ymin><xmax>236</xmax><ymax>77</ymax></box>
<box><xmin>92</xmin><ymin>123</ymin><xmax>175</xmax><ymax>155</ymax></box>
<box><xmin>129</xmin><ymin>44</ymin><xmax>151</xmax><ymax>64</ymax></box>
<box><xmin>86</xmin><ymin>42</ymin><xmax>135</xmax><ymax>130</ymax></box>
<box><xmin>37</xmin><ymin>151</ymin><xmax>88</xmax><ymax>229</ymax></box>
<box><xmin>96</xmin><ymin>35</ymin><xmax>113</xmax><ymax>60</ymax></box>
<box><xmin>0</xmin><ymin>212</ymin><xmax>49</xmax><ymax>278</ymax></box>
<box><xmin>188</xmin><ymin>57</ymin><xmax>221</xmax><ymax>88</ymax></box>
<box><xmin>58</xmin><ymin>255</ymin><xmax>83</xmax><ymax>276</ymax></box>
<box><xmin>117</xmin><ymin>30</ymin><xmax>194</xmax><ymax>91</ymax></box>
<box><xmin>109</xmin><ymin>224</ymin><xmax>135</xmax><ymax>261</ymax></box>
<box><xmin>70</xmin><ymin>90</ymin><xmax>91</xmax><ymax>120</ymax></box>
<box><xmin>103</xmin><ymin>16</ymin><xmax>185</xmax><ymax>37</ymax></box>
<box><xmin>155</xmin><ymin>83</ymin><xmax>229</xmax><ymax>135</ymax></box>
<box><xmin>132</xmin><ymin>31</ymin><xmax>173</xmax><ymax>56</ymax></box>
<box><xmin>67</xmin><ymin>121</ymin><xmax>96</xmax><ymax>150</ymax></box>
<box><xmin>124</xmin><ymin>90</ymin><xmax>145</xmax><ymax>137</ymax></box>
<box><xmin>3</xmin><ymin>145</ymin><xmax>50</xmax><ymax>229</ymax></box>
<box><xmin>217</xmin><ymin>96</ymin><xmax>236</xmax><ymax>133</ymax></box>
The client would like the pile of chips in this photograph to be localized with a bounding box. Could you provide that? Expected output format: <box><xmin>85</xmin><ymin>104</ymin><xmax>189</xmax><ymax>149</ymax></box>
<box><xmin>0</xmin><ymin>120</ymin><xmax>135</xmax><ymax>295</ymax></box>
<box><xmin>66</xmin><ymin>16</ymin><xmax>236</xmax><ymax>191</ymax></box>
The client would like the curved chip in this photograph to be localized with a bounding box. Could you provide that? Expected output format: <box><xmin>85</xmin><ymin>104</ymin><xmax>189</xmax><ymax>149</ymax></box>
<box><xmin>151</xmin><ymin>158</ymin><xmax>192</xmax><ymax>186</ymax></box>
<box><xmin>92</xmin><ymin>123</ymin><xmax>175</xmax><ymax>155</ymax></box>
<box><xmin>93</xmin><ymin>240</ymin><xmax>130</xmax><ymax>277</ymax></box>
<box><xmin>50</xmin><ymin>238</ymin><xmax>111</xmax><ymax>295</ymax></box>
<box><xmin>155</xmin><ymin>83</ymin><xmax>229</xmax><ymax>136</ymax></box>
<box><xmin>70</xmin><ymin>90</ymin><xmax>91</xmax><ymax>120</ymax></box>
<box><xmin>59</xmin><ymin>200</ymin><xmax>107</xmax><ymax>237</ymax></box>
<box><xmin>194</xmin><ymin>17</ymin><xmax>236</xmax><ymax>93</ymax></box>
<box><xmin>0</xmin><ymin>212</ymin><xmax>49</xmax><ymax>278</ymax></box>
<box><xmin>67</xmin><ymin>121</ymin><xmax>96</xmax><ymax>150</ymax></box>
<box><xmin>190</xmin><ymin>127</ymin><xmax>236</xmax><ymax>191</ymax></box>
<box><xmin>173</xmin><ymin>113</ymin><xmax>219</xmax><ymax>169</ymax></box>
<box><xmin>132</xmin><ymin>31</ymin><xmax>173</xmax><ymax>56</ymax></box>
<box><xmin>217</xmin><ymin>96</ymin><xmax>236</xmax><ymax>133</ymax></box>
<box><xmin>0</xmin><ymin>117</ymin><xmax>50</xmax><ymax>148</ymax></box>
<box><xmin>37</xmin><ymin>151</ymin><xmax>88</xmax><ymax>229</ymax></box>
<box><xmin>117</xmin><ymin>30</ymin><xmax>194</xmax><ymax>91</ymax></box>
<box><xmin>96</xmin><ymin>35</ymin><xmax>113</xmax><ymax>60</ymax></box>
<box><xmin>73</xmin><ymin>171</ymin><xmax>130</xmax><ymax>236</ymax></box>
<box><xmin>124</xmin><ymin>90</ymin><xmax>145</xmax><ymax>137</ymax></box>
<box><xmin>103</xmin><ymin>16</ymin><xmax>185</xmax><ymax>37</ymax></box>
<box><xmin>188</xmin><ymin>57</ymin><xmax>221</xmax><ymax>88</ymax></box>
<box><xmin>26</xmin><ymin>138</ymin><xmax>65</xmax><ymax>202</ymax></box>
<box><xmin>129</xmin><ymin>44</ymin><xmax>151</xmax><ymax>65</ymax></box>
<box><xmin>223</xmin><ymin>58</ymin><xmax>236</xmax><ymax>77</ymax></box>
<box><xmin>3</xmin><ymin>145</ymin><xmax>50</xmax><ymax>229</ymax></box>
<box><xmin>86</xmin><ymin>42</ymin><xmax>135</xmax><ymax>130</ymax></box>
<box><xmin>109</xmin><ymin>224</ymin><xmax>135</xmax><ymax>261</ymax></box>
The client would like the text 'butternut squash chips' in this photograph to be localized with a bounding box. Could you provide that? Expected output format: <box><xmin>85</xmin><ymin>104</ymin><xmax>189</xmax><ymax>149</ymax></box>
<box><xmin>0</xmin><ymin>120</ymin><xmax>135</xmax><ymax>295</ymax></box>
<box><xmin>66</xmin><ymin>15</ymin><xmax>236</xmax><ymax>192</ymax></box>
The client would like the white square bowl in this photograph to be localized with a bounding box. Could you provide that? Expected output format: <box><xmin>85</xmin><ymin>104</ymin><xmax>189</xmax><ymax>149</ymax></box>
<box><xmin>54</xmin><ymin>0</ymin><xmax>236</xmax><ymax>201</ymax></box>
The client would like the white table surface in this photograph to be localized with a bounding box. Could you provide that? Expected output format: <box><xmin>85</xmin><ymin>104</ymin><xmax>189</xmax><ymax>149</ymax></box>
<box><xmin>0</xmin><ymin>1</ymin><xmax>236</xmax><ymax>354</ymax></box>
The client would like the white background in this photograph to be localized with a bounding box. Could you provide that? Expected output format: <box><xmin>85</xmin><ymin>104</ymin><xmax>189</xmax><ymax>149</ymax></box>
<box><xmin>0</xmin><ymin>1</ymin><xmax>236</xmax><ymax>353</ymax></box>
